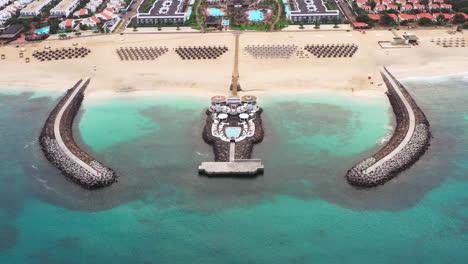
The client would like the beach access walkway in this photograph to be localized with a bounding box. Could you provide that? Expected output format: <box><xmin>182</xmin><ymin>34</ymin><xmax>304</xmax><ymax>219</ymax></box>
<box><xmin>53</xmin><ymin>79</ymin><xmax>99</xmax><ymax>176</ymax></box>
<box><xmin>365</xmin><ymin>67</ymin><xmax>416</xmax><ymax>173</ymax></box>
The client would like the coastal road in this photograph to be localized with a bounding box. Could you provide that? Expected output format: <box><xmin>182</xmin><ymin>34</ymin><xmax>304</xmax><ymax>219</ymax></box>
<box><xmin>365</xmin><ymin>68</ymin><xmax>416</xmax><ymax>173</ymax></box>
<box><xmin>54</xmin><ymin>79</ymin><xmax>98</xmax><ymax>176</ymax></box>
<box><xmin>337</xmin><ymin>0</ymin><xmax>356</xmax><ymax>23</ymax></box>
<box><xmin>116</xmin><ymin>0</ymin><xmax>145</xmax><ymax>33</ymax></box>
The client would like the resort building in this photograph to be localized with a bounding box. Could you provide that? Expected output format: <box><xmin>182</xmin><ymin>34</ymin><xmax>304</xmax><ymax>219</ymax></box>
<box><xmin>287</xmin><ymin>0</ymin><xmax>340</xmax><ymax>23</ymax></box>
<box><xmin>59</xmin><ymin>18</ymin><xmax>75</xmax><ymax>29</ymax></box>
<box><xmin>50</xmin><ymin>0</ymin><xmax>81</xmax><ymax>17</ymax></box>
<box><xmin>413</xmin><ymin>4</ymin><xmax>425</xmax><ymax>11</ymax></box>
<box><xmin>433</xmin><ymin>13</ymin><xmax>453</xmax><ymax>20</ymax></box>
<box><xmin>388</xmin><ymin>13</ymin><xmax>398</xmax><ymax>20</ymax></box>
<box><xmin>429</xmin><ymin>0</ymin><xmax>444</xmax><ymax>4</ymax></box>
<box><xmin>96</xmin><ymin>12</ymin><xmax>115</xmax><ymax>20</ymax></box>
<box><xmin>429</xmin><ymin>3</ymin><xmax>439</xmax><ymax>10</ymax></box>
<box><xmin>407</xmin><ymin>0</ymin><xmax>418</xmax><ymax>4</ymax></box>
<box><xmin>73</xmin><ymin>8</ymin><xmax>88</xmax><ymax>18</ymax></box>
<box><xmin>368</xmin><ymin>14</ymin><xmax>380</xmax><ymax>21</ymax></box>
<box><xmin>373</xmin><ymin>4</ymin><xmax>385</xmax><ymax>12</ymax></box>
<box><xmin>136</xmin><ymin>0</ymin><xmax>194</xmax><ymax>24</ymax></box>
<box><xmin>440</xmin><ymin>3</ymin><xmax>452</xmax><ymax>10</ymax></box>
<box><xmin>416</xmin><ymin>12</ymin><xmax>435</xmax><ymax>20</ymax></box>
<box><xmin>387</xmin><ymin>4</ymin><xmax>398</xmax><ymax>11</ymax></box>
<box><xmin>381</xmin><ymin>0</ymin><xmax>392</xmax><ymax>4</ymax></box>
<box><xmin>86</xmin><ymin>0</ymin><xmax>102</xmax><ymax>13</ymax></box>
<box><xmin>80</xmin><ymin>16</ymin><xmax>101</xmax><ymax>27</ymax></box>
<box><xmin>398</xmin><ymin>13</ymin><xmax>416</xmax><ymax>22</ymax></box>
<box><xmin>401</xmin><ymin>4</ymin><xmax>412</xmax><ymax>12</ymax></box>
<box><xmin>0</xmin><ymin>24</ymin><xmax>23</xmax><ymax>39</ymax></box>
<box><xmin>355</xmin><ymin>0</ymin><xmax>366</xmax><ymax>7</ymax></box>
<box><xmin>361</xmin><ymin>4</ymin><xmax>371</xmax><ymax>13</ymax></box>
<box><xmin>395</xmin><ymin>0</ymin><xmax>406</xmax><ymax>4</ymax></box>
<box><xmin>19</xmin><ymin>0</ymin><xmax>53</xmax><ymax>16</ymax></box>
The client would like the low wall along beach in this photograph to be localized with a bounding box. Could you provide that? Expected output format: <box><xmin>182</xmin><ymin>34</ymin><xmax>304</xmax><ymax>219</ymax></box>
<box><xmin>39</xmin><ymin>79</ymin><xmax>116</xmax><ymax>189</ymax></box>
<box><xmin>346</xmin><ymin>68</ymin><xmax>431</xmax><ymax>187</ymax></box>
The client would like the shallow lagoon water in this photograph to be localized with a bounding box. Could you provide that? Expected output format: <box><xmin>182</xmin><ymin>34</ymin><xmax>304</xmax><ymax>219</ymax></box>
<box><xmin>1</xmin><ymin>75</ymin><xmax>467</xmax><ymax>263</ymax></box>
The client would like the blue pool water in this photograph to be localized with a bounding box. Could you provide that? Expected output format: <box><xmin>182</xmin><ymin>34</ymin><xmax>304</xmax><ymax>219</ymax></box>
<box><xmin>34</xmin><ymin>26</ymin><xmax>50</xmax><ymax>34</ymax></box>
<box><xmin>247</xmin><ymin>10</ymin><xmax>267</xmax><ymax>21</ymax></box>
<box><xmin>207</xmin><ymin>8</ymin><xmax>225</xmax><ymax>16</ymax></box>
<box><xmin>225</xmin><ymin>127</ymin><xmax>241</xmax><ymax>138</ymax></box>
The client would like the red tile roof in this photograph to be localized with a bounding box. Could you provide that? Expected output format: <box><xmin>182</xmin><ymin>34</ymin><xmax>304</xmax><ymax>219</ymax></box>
<box><xmin>368</xmin><ymin>14</ymin><xmax>381</xmax><ymax>20</ymax></box>
<box><xmin>457</xmin><ymin>12</ymin><xmax>468</xmax><ymax>19</ymax></box>
<box><xmin>79</xmin><ymin>9</ymin><xmax>87</xmax><ymax>16</ymax></box>
<box><xmin>100</xmin><ymin>13</ymin><xmax>112</xmax><ymax>20</ymax></box>
<box><xmin>65</xmin><ymin>19</ymin><xmax>74</xmax><ymax>27</ymax></box>
<box><xmin>352</xmin><ymin>22</ymin><xmax>369</xmax><ymax>28</ymax></box>
<box><xmin>399</xmin><ymin>13</ymin><xmax>416</xmax><ymax>20</ymax></box>
<box><xmin>402</xmin><ymin>4</ymin><xmax>412</xmax><ymax>8</ymax></box>
<box><xmin>388</xmin><ymin>13</ymin><xmax>398</xmax><ymax>20</ymax></box>
<box><xmin>361</xmin><ymin>4</ymin><xmax>371</xmax><ymax>8</ymax></box>
<box><xmin>91</xmin><ymin>16</ymin><xmax>101</xmax><ymax>23</ymax></box>
<box><xmin>417</xmin><ymin>13</ymin><xmax>434</xmax><ymax>19</ymax></box>
<box><xmin>433</xmin><ymin>13</ymin><xmax>453</xmax><ymax>19</ymax></box>
<box><xmin>387</xmin><ymin>4</ymin><xmax>398</xmax><ymax>8</ymax></box>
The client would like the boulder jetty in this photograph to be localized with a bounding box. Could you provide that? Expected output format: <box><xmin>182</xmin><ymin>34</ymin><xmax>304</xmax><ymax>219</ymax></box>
<box><xmin>346</xmin><ymin>67</ymin><xmax>431</xmax><ymax>187</ymax></box>
<box><xmin>39</xmin><ymin>79</ymin><xmax>116</xmax><ymax>189</ymax></box>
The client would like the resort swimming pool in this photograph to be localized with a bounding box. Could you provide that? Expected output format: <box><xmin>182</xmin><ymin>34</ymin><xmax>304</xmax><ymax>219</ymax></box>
<box><xmin>225</xmin><ymin>127</ymin><xmax>241</xmax><ymax>138</ymax></box>
<box><xmin>247</xmin><ymin>10</ymin><xmax>268</xmax><ymax>21</ymax></box>
<box><xmin>207</xmin><ymin>8</ymin><xmax>225</xmax><ymax>16</ymax></box>
<box><xmin>34</xmin><ymin>26</ymin><xmax>50</xmax><ymax>34</ymax></box>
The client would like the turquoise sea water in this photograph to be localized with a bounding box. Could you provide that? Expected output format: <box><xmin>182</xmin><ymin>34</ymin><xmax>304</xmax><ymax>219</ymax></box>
<box><xmin>1</xmin><ymin>75</ymin><xmax>467</xmax><ymax>263</ymax></box>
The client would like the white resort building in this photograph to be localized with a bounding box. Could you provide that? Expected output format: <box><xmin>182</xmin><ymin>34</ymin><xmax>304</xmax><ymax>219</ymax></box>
<box><xmin>50</xmin><ymin>0</ymin><xmax>80</xmax><ymax>17</ymax></box>
<box><xmin>286</xmin><ymin>0</ymin><xmax>340</xmax><ymax>23</ymax></box>
<box><xmin>20</xmin><ymin>0</ymin><xmax>53</xmax><ymax>16</ymax></box>
<box><xmin>136</xmin><ymin>0</ymin><xmax>194</xmax><ymax>24</ymax></box>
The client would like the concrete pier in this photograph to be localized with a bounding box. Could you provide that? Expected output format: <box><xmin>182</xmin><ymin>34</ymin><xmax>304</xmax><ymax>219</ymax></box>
<box><xmin>198</xmin><ymin>159</ymin><xmax>264</xmax><ymax>176</ymax></box>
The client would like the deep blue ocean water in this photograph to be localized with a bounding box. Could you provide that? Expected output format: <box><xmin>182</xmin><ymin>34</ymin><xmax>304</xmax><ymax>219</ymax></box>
<box><xmin>0</xmin><ymin>74</ymin><xmax>467</xmax><ymax>263</ymax></box>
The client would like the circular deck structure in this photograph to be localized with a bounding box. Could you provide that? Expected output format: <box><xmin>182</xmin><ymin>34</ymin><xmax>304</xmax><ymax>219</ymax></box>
<box><xmin>211</xmin><ymin>95</ymin><xmax>227</xmax><ymax>104</ymax></box>
<box><xmin>241</xmin><ymin>95</ymin><xmax>257</xmax><ymax>103</ymax></box>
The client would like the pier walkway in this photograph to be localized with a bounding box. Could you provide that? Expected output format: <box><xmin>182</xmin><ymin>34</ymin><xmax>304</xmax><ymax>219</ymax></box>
<box><xmin>365</xmin><ymin>67</ymin><xmax>415</xmax><ymax>173</ymax></box>
<box><xmin>53</xmin><ymin>79</ymin><xmax>98</xmax><ymax>176</ymax></box>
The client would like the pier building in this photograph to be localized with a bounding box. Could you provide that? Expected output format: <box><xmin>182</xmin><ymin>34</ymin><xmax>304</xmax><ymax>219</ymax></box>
<box><xmin>199</xmin><ymin>94</ymin><xmax>264</xmax><ymax>176</ymax></box>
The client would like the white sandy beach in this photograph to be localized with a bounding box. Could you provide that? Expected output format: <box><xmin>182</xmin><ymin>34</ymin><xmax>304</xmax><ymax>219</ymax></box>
<box><xmin>0</xmin><ymin>29</ymin><xmax>467</xmax><ymax>99</ymax></box>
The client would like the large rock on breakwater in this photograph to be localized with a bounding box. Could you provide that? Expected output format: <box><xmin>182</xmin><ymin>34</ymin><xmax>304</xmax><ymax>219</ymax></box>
<box><xmin>345</xmin><ymin>69</ymin><xmax>431</xmax><ymax>187</ymax></box>
<box><xmin>39</xmin><ymin>80</ymin><xmax>116</xmax><ymax>189</ymax></box>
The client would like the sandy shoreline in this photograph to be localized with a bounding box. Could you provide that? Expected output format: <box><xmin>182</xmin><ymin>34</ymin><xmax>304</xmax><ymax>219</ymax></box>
<box><xmin>0</xmin><ymin>29</ymin><xmax>467</xmax><ymax>99</ymax></box>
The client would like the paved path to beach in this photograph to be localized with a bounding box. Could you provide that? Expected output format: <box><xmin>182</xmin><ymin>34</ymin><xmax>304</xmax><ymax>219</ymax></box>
<box><xmin>53</xmin><ymin>80</ymin><xmax>98</xmax><ymax>176</ymax></box>
<box><xmin>366</xmin><ymin>68</ymin><xmax>416</xmax><ymax>173</ymax></box>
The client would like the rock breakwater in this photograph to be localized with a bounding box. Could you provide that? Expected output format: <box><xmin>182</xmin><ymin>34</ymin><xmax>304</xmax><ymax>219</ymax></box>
<box><xmin>39</xmin><ymin>79</ymin><xmax>116</xmax><ymax>189</ymax></box>
<box><xmin>346</xmin><ymin>68</ymin><xmax>431</xmax><ymax>187</ymax></box>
